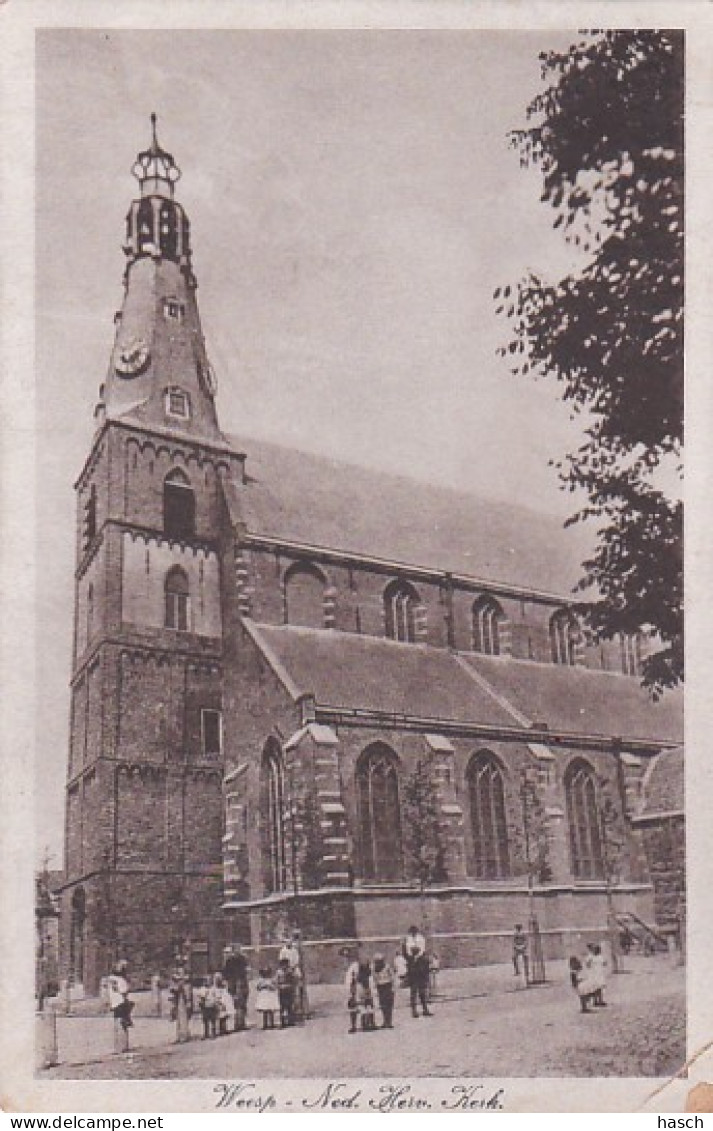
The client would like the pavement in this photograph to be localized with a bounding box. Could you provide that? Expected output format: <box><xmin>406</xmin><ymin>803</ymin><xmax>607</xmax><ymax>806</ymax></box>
<box><xmin>39</xmin><ymin>954</ymin><xmax>685</xmax><ymax>1080</ymax></box>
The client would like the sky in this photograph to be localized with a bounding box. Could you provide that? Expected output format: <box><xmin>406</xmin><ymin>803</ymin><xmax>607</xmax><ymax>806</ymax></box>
<box><xmin>35</xmin><ymin>28</ymin><xmax>589</xmax><ymax>866</ymax></box>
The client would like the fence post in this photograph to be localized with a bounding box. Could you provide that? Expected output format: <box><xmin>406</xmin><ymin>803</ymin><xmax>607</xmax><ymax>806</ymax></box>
<box><xmin>151</xmin><ymin>975</ymin><xmax>162</xmax><ymax>1017</ymax></box>
<box><xmin>37</xmin><ymin>1003</ymin><xmax>59</xmax><ymax>1069</ymax></box>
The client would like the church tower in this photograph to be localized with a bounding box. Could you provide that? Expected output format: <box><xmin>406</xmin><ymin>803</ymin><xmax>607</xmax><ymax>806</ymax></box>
<box><xmin>61</xmin><ymin>119</ymin><xmax>241</xmax><ymax>991</ymax></box>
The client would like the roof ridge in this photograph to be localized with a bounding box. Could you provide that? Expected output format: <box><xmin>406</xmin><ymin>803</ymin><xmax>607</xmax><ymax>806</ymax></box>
<box><xmin>452</xmin><ymin>651</ymin><xmax>532</xmax><ymax>728</ymax></box>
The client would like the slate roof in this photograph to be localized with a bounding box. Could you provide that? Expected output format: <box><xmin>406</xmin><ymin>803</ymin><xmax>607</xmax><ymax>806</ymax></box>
<box><xmin>227</xmin><ymin>435</ymin><xmax>593</xmax><ymax>597</ymax></box>
<box><xmin>459</xmin><ymin>653</ymin><xmax>683</xmax><ymax>745</ymax></box>
<box><xmin>245</xmin><ymin>621</ymin><xmax>683</xmax><ymax>744</ymax></box>
<box><xmin>248</xmin><ymin>622</ymin><xmax>519</xmax><ymax>728</ymax></box>
<box><xmin>638</xmin><ymin>745</ymin><xmax>684</xmax><ymax>818</ymax></box>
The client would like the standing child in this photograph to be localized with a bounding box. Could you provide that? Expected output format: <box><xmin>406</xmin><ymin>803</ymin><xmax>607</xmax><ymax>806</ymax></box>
<box><xmin>255</xmin><ymin>967</ymin><xmax>278</xmax><ymax>1030</ymax></box>
<box><xmin>373</xmin><ymin>954</ymin><xmax>395</xmax><ymax>1029</ymax></box>
<box><xmin>276</xmin><ymin>957</ymin><xmax>295</xmax><ymax>1028</ymax></box>
<box><xmin>357</xmin><ymin>960</ymin><xmax>376</xmax><ymax>1032</ymax></box>
<box><xmin>197</xmin><ymin>976</ymin><xmax>219</xmax><ymax>1038</ymax></box>
<box><xmin>345</xmin><ymin>958</ymin><xmax>360</xmax><ymax>1034</ymax></box>
<box><xmin>572</xmin><ymin>952</ymin><xmax>596</xmax><ymax>1014</ymax></box>
<box><xmin>590</xmin><ymin>943</ymin><xmax>608</xmax><ymax>1007</ymax></box>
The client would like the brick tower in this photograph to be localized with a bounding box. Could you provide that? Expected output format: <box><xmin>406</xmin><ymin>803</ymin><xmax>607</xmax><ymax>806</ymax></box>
<box><xmin>60</xmin><ymin>118</ymin><xmax>240</xmax><ymax>991</ymax></box>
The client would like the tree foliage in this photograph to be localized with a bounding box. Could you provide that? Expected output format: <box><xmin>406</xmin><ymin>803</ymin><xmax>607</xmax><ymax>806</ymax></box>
<box><xmin>496</xmin><ymin>30</ymin><xmax>683</xmax><ymax>694</ymax></box>
<box><xmin>516</xmin><ymin>772</ymin><xmax>552</xmax><ymax>885</ymax></box>
<box><xmin>402</xmin><ymin>754</ymin><xmax>448</xmax><ymax>889</ymax></box>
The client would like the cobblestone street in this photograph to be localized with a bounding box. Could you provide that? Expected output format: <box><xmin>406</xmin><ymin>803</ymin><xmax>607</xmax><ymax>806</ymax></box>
<box><xmin>41</xmin><ymin>955</ymin><xmax>685</xmax><ymax>1080</ymax></box>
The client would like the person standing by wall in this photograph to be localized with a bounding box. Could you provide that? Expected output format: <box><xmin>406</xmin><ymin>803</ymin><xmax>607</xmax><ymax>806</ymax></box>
<box><xmin>512</xmin><ymin>924</ymin><xmax>529</xmax><ymax>988</ymax></box>
<box><xmin>402</xmin><ymin>925</ymin><xmax>432</xmax><ymax>1018</ymax></box>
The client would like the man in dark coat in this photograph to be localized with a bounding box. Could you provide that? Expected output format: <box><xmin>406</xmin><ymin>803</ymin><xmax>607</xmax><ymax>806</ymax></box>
<box><xmin>223</xmin><ymin>944</ymin><xmax>249</xmax><ymax>1031</ymax></box>
<box><xmin>402</xmin><ymin>925</ymin><xmax>432</xmax><ymax>1018</ymax></box>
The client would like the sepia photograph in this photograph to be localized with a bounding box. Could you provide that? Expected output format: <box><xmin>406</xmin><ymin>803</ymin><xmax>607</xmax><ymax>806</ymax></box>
<box><xmin>2</xmin><ymin>5</ymin><xmax>707</xmax><ymax>1114</ymax></box>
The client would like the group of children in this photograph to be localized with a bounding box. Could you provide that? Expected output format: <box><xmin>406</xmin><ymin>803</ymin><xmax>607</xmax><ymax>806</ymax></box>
<box><xmin>254</xmin><ymin>957</ymin><xmax>305</xmax><ymax>1030</ymax></box>
<box><xmin>195</xmin><ymin>973</ymin><xmax>238</xmax><ymax>1038</ymax></box>
<box><xmin>345</xmin><ymin>954</ymin><xmax>397</xmax><ymax>1033</ymax></box>
<box><xmin>569</xmin><ymin>942</ymin><xmax>608</xmax><ymax>1013</ymax></box>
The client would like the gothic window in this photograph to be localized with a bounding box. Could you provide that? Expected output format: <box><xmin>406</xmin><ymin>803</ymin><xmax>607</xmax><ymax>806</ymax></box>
<box><xmin>356</xmin><ymin>743</ymin><xmax>403</xmax><ymax>881</ymax></box>
<box><xmin>620</xmin><ymin>632</ymin><xmax>642</xmax><ymax>677</ymax></box>
<box><xmin>384</xmin><ymin>579</ymin><xmax>421</xmax><ymax>643</ymax></box>
<box><xmin>565</xmin><ymin>759</ymin><xmax>604</xmax><ymax>880</ymax></box>
<box><xmin>165</xmin><ymin>566</ymin><xmax>190</xmax><ymax>631</ymax></box>
<box><xmin>83</xmin><ymin>485</ymin><xmax>97</xmax><ymax>551</ymax></box>
<box><xmin>165</xmin><ymin>387</ymin><xmax>191</xmax><ymax>420</ymax></box>
<box><xmin>472</xmin><ymin>595</ymin><xmax>505</xmax><ymax>656</ymax></box>
<box><xmin>201</xmin><ymin>709</ymin><xmax>222</xmax><ymax>758</ymax></box>
<box><xmin>284</xmin><ymin>562</ymin><xmax>327</xmax><ymax>628</ymax></box>
<box><xmin>549</xmin><ymin>609</ymin><xmax>580</xmax><ymax>666</ymax></box>
<box><xmin>163</xmin><ymin>468</ymin><xmax>195</xmax><ymax>539</ymax></box>
<box><xmin>467</xmin><ymin>751</ymin><xmax>510</xmax><ymax>879</ymax></box>
<box><xmin>261</xmin><ymin>741</ymin><xmax>287</xmax><ymax>894</ymax></box>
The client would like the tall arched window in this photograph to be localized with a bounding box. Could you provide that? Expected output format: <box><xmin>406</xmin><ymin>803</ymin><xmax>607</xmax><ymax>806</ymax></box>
<box><xmin>165</xmin><ymin>566</ymin><xmax>190</xmax><ymax>631</ymax></box>
<box><xmin>163</xmin><ymin>469</ymin><xmax>196</xmax><ymax>539</ymax></box>
<box><xmin>549</xmin><ymin>609</ymin><xmax>580</xmax><ymax>666</ymax></box>
<box><xmin>472</xmin><ymin>595</ymin><xmax>505</xmax><ymax>655</ymax></box>
<box><xmin>284</xmin><ymin>562</ymin><xmax>327</xmax><ymax>628</ymax></box>
<box><xmin>261</xmin><ymin>741</ymin><xmax>287</xmax><ymax>894</ymax></box>
<box><xmin>620</xmin><ymin>632</ymin><xmax>642</xmax><ymax>676</ymax></box>
<box><xmin>356</xmin><ymin>744</ymin><xmax>403</xmax><ymax>881</ymax></box>
<box><xmin>565</xmin><ymin>759</ymin><xmax>604</xmax><ymax>879</ymax></box>
<box><xmin>467</xmin><ymin>752</ymin><xmax>510</xmax><ymax>879</ymax></box>
<box><xmin>86</xmin><ymin>583</ymin><xmax>94</xmax><ymax>641</ymax></box>
<box><xmin>384</xmin><ymin>580</ymin><xmax>421</xmax><ymax>643</ymax></box>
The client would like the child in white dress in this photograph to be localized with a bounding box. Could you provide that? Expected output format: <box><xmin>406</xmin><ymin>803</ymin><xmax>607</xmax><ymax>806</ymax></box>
<box><xmin>255</xmin><ymin>967</ymin><xmax>279</xmax><ymax>1030</ymax></box>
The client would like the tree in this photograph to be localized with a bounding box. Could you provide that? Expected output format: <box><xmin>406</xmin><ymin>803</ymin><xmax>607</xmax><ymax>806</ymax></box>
<box><xmin>402</xmin><ymin>754</ymin><xmax>448</xmax><ymax>914</ymax></box>
<box><xmin>496</xmin><ymin>30</ymin><xmax>683</xmax><ymax>695</ymax></box>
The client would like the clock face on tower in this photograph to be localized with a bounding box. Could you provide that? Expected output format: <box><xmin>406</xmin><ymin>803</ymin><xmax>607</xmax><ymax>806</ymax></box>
<box><xmin>115</xmin><ymin>338</ymin><xmax>150</xmax><ymax>378</ymax></box>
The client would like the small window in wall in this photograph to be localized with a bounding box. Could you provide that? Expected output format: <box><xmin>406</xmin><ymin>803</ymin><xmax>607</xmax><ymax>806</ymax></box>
<box><xmin>472</xmin><ymin>595</ymin><xmax>505</xmax><ymax>656</ymax></box>
<box><xmin>165</xmin><ymin>566</ymin><xmax>190</xmax><ymax>631</ymax></box>
<box><xmin>163</xmin><ymin>298</ymin><xmax>185</xmax><ymax>322</ymax></box>
<box><xmin>165</xmin><ymin>387</ymin><xmax>191</xmax><ymax>420</ymax></box>
<box><xmin>620</xmin><ymin>632</ymin><xmax>642</xmax><ymax>677</ymax></box>
<box><xmin>284</xmin><ymin>562</ymin><xmax>327</xmax><ymax>628</ymax></box>
<box><xmin>549</xmin><ymin>609</ymin><xmax>580</xmax><ymax>666</ymax></box>
<box><xmin>163</xmin><ymin>469</ymin><xmax>196</xmax><ymax>538</ymax></box>
<box><xmin>384</xmin><ymin>579</ymin><xmax>422</xmax><ymax>643</ymax></box>
<box><xmin>201</xmin><ymin>709</ymin><xmax>222</xmax><ymax>757</ymax></box>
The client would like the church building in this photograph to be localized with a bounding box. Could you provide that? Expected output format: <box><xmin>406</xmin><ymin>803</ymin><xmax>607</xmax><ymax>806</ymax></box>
<box><xmin>60</xmin><ymin>122</ymin><xmax>683</xmax><ymax>992</ymax></box>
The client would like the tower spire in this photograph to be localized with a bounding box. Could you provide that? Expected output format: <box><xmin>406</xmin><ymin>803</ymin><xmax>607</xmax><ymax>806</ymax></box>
<box><xmin>96</xmin><ymin>121</ymin><xmax>223</xmax><ymax>443</ymax></box>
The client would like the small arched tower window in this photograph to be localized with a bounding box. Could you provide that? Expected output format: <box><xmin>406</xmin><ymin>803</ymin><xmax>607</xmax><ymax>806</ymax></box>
<box><xmin>467</xmin><ymin>751</ymin><xmax>510</xmax><ymax>879</ymax></box>
<box><xmin>284</xmin><ymin>562</ymin><xmax>327</xmax><ymax>628</ymax></box>
<box><xmin>620</xmin><ymin>632</ymin><xmax>642</xmax><ymax>677</ymax></box>
<box><xmin>261</xmin><ymin>740</ymin><xmax>287</xmax><ymax>894</ymax></box>
<box><xmin>356</xmin><ymin>743</ymin><xmax>403</xmax><ymax>881</ymax></box>
<box><xmin>549</xmin><ymin>609</ymin><xmax>580</xmax><ymax>666</ymax></box>
<box><xmin>564</xmin><ymin>759</ymin><xmax>604</xmax><ymax>879</ymax></box>
<box><xmin>384</xmin><ymin>579</ymin><xmax>422</xmax><ymax>643</ymax></box>
<box><xmin>86</xmin><ymin>583</ymin><xmax>94</xmax><ymax>641</ymax></box>
<box><xmin>163</xmin><ymin>468</ymin><xmax>196</xmax><ymax>539</ymax></box>
<box><xmin>472</xmin><ymin>595</ymin><xmax>505</xmax><ymax>656</ymax></box>
<box><xmin>165</xmin><ymin>566</ymin><xmax>190</xmax><ymax>631</ymax></box>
